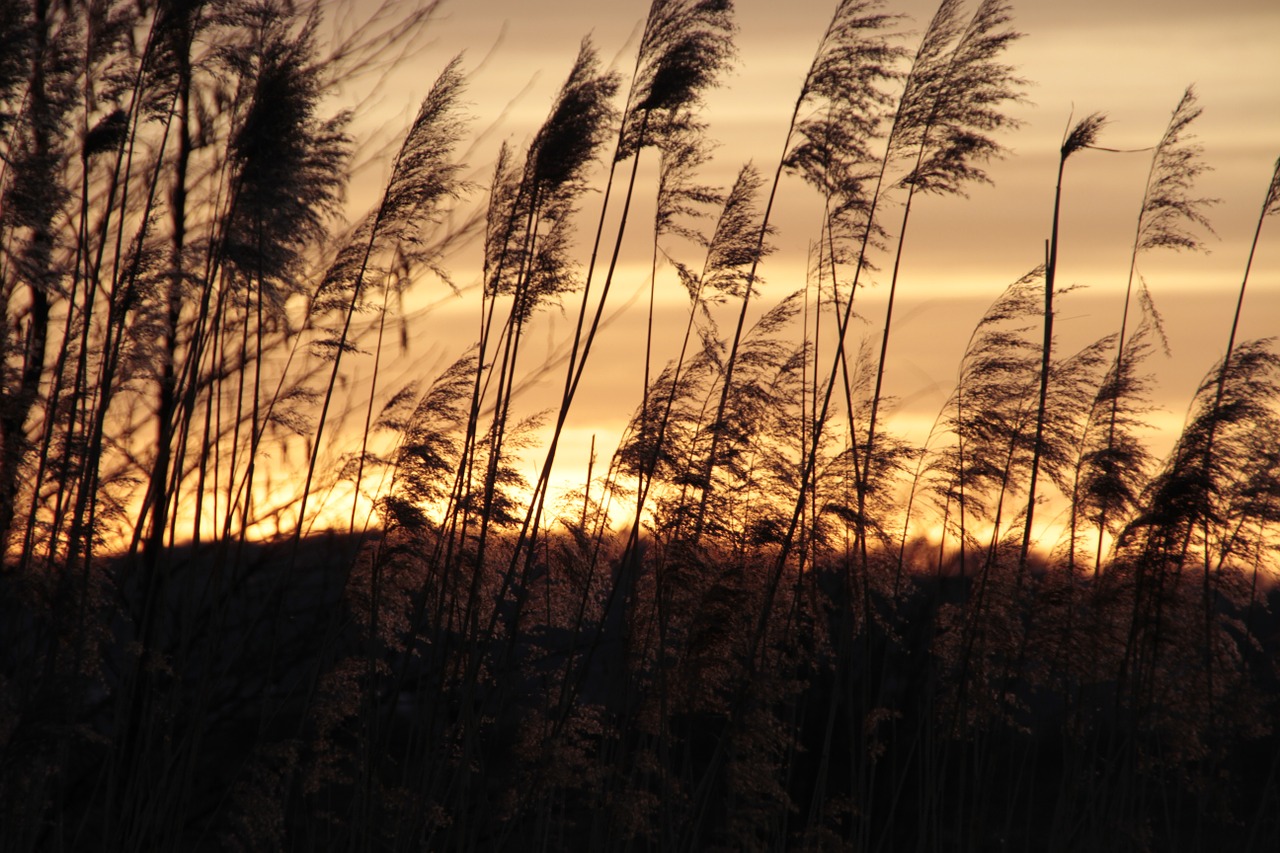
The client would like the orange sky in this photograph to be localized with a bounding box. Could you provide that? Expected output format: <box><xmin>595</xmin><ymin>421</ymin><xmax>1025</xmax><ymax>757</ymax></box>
<box><xmin>311</xmin><ymin>0</ymin><xmax>1280</xmax><ymax>529</ymax></box>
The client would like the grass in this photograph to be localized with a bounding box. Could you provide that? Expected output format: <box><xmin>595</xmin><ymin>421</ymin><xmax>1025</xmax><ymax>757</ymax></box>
<box><xmin>1</xmin><ymin>0</ymin><xmax>1278</xmax><ymax>850</ymax></box>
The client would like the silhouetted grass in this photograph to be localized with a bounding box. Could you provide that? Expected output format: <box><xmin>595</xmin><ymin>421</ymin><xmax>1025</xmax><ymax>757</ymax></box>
<box><xmin>1</xmin><ymin>1</ymin><xmax>1277</xmax><ymax>850</ymax></box>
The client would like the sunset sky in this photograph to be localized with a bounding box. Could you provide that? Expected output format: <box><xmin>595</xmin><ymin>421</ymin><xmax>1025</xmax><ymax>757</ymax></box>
<box><xmin>316</xmin><ymin>0</ymin><xmax>1280</xmax><ymax>521</ymax></box>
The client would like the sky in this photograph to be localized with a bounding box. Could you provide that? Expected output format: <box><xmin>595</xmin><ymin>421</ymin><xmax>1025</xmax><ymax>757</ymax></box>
<box><xmin>308</xmin><ymin>0</ymin><xmax>1280</xmax><ymax>529</ymax></box>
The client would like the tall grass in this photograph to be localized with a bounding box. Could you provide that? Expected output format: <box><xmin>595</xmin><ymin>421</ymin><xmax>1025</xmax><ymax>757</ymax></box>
<box><xmin>1</xmin><ymin>1</ymin><xmax>1277</xmax><ymax>850</ymax></box>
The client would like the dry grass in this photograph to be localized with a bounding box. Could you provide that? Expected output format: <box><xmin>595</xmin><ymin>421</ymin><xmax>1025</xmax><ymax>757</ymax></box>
<box><xmin>1</xmin><ymin>1</ymin><xmax>1277</xmax><ymax>850</ymax></box>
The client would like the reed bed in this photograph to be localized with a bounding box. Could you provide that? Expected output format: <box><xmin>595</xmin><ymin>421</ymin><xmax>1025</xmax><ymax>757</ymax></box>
<box><xmin>1</xmin><ymin>1</ymin><xmax>1277</xmax><ymax>850</ymax></box>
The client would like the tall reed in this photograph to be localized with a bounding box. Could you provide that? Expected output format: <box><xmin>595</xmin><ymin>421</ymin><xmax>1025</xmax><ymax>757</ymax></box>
<box><xmin>1</xmin><ymin>2</ymin><xmax>1277</xmax><ymax>850</ymax></box>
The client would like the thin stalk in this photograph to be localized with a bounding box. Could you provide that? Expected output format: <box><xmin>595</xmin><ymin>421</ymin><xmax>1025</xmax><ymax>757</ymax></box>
<box><xmin>1095</xmin><ymin>87</ymin><xmax>1210</xmax><ymax>571</ymax></box>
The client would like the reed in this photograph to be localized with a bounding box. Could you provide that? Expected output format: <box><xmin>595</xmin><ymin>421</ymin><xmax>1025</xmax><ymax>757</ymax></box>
<box><xmin>1</xmin><ymin>1</ymin><xmax>1276</xmax><ymax>850</ymax></box>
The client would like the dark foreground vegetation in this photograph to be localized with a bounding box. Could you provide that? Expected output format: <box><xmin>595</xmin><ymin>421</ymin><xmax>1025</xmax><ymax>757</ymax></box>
<box><xmin>2</xmin><ymin>0</ymin><xmax>1278</xmax><ymax>850</ymax></box>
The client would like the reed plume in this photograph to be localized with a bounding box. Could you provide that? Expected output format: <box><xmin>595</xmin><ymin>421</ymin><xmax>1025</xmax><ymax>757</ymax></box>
<box><xmin>516</xmin><ymin>0</ymin><xmax>736</xmax><ymax>572</ymax></box>
<box><xmin>860</xmin><ymin>0</ymin><xmax>1024</xmax><ymax>560</ymax></box>
<box><xmin>297</xmin><ymin>55</ymin><xmax>466</xmax><ymax>544</ymax></box>
<box><xmin>698</xmin><ymin>0</ymin><xmax>901</xmax><ymax>542</ymax></box>
<box><xmin>1018</xmin><ymin>111</ymin><xmax>1106</xmax><ymax>572</ymax></box>
<box><xmin>1094</xmin><ymin>85</ymin><xmax>1216</xmax><ymax>571</ymax></box>
<box><xmin>1</xmin><ymin>3</ymin><xmax>1277</xmax><ymax>849</ymax></box>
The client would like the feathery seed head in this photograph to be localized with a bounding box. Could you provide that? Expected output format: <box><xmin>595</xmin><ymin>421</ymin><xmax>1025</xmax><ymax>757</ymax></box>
<box><xmin>1061</xmin><ymin>111</ymin><xmax>1107</xmax><ymax>159</ymax></box>
<box><xmin>530</xmin><ymin>39</ymin><xmax>621</xmax><ymax>197</ymax></box>
<box><xmin>893</xmin><ymin>0</ymin><xmax>1026</xmax><ymax>197</ymax></box>
<box><xmin>620</xmin><ymin>0</ymin><xmax>736</xmax><ymax>159</ymax></box>
<box><xmin>483</xmin><ymin>42</ymin><xmax>619</xmax><ymax>314</ymax></box>
<box><xmin>319</xmin><ymin>56</ymin><xmax>468</xmax><ymax>311</ymax></box>
<box><xmin>226</xmin><ymin>6</ymin><xmax>349</xmax><ymax>291</ymax></box>
<box><xmin>787</xmin><ymin>0</ymin><xmax>905</xmax><ymax>208</ymax></box>
<box><xmin>703</xmin><ymin>163</ymin><xmax>772</xmax><ymax>300</ymax></box>
<box><xmin>655</xmin><ymin>131</ymin><xmax>722</xmax><ymax>244</ymax></box>
<box><xmin>1135</xmin><ymin>85</ymin><xmax>1217</xmax><ymax>254</ymax></box>
<box><xmin>1263</xmin><ymin>155</ymin><xmax>1280</xmax><ymax>218</ymax></box>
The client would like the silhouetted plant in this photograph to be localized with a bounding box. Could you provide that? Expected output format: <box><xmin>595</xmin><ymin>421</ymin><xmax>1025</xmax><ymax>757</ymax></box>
<box><xmin>1095</xmin><ymin>85</ymin><xmax>1216</xmax><ymax>570</ymax></box>
<box><xmin>622</xmin><ymin>163</ymin><xmax>761</xmax><ymax>513</ymax></box>
<box><xmin>1109</xmin><ymin>340</ymin><xmax>1280</xmax><ymax>799</ymax></box>
<box><xmin>0</xmin><ymin>0</ymin><xmax>80</xmax><ymax>556</ymax></box>
<box><xmin>516</xmin><ymin>0</ymin><xmax>736</xmax><ymax>585</ymax></box>
<box><xmin>2</xmin><ymin>3</ymin><xmax>1278</xmax><ymax>851</ymax></box>
<box><xmin>1019</xmin><ymin>111</ymin><xmax>1106</xmax><ymax>573</ymax></box>
<box><xmin>696</xmin><ymin>0</ymin><xmax>901</xmax><ymax>542</ymax></box>
<box><xmin>467</xmin><ymin>38</ymin><xmax>620</xmax><ymax>614</ymax></box>
<box><xmin>301</xmin><ymin>53</ymin><xmax>466</xmax><ymax>544</ymax></box>
<box><xmin>780</xmin><ymin>0</ymin><xmax>902</xmax><ymax>571</ymax></box>
<box><xmin>860</xmin><ymin>0</ymin><xmax>1024</xmax><ymax>563</ymax></box>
